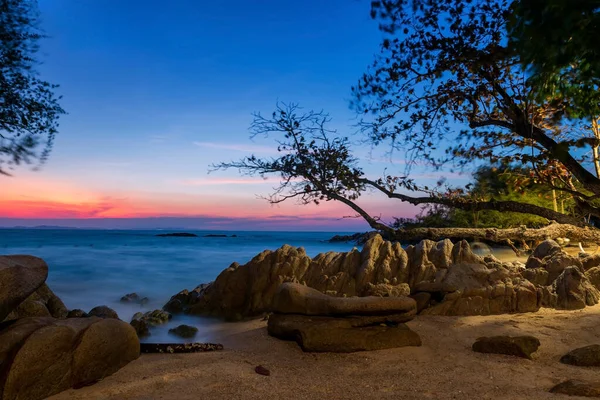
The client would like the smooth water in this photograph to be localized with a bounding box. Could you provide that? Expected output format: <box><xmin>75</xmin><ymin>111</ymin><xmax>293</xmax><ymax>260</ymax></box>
<box><xmin>0</xmin><ymin>228</ymin><xmax>357</xmax><ymax>342</ymax></box>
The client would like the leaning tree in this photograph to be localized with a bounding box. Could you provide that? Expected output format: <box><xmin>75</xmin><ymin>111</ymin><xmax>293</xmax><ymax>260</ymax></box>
<box><xmin>0</xmin><ymin>0</ymin><xmax>65</xmax><ymax>176</ymax></box>
<box><xmin>215</xmin><ymin>0</ymin><xmax>600</xmax><ymax>247</ymax></box>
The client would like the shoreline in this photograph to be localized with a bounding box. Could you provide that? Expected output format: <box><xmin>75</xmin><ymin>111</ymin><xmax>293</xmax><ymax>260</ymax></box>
<box><xmin>50</xmin><ymin>305</ymin><xmax>600</xmax><ymax>400</ymax></box>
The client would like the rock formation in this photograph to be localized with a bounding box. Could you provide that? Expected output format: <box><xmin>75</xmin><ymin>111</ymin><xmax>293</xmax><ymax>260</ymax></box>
<box><xmin>267</xmin><ymin>283</ymin><xmax>420</xmax><ymax>352</ymax></box>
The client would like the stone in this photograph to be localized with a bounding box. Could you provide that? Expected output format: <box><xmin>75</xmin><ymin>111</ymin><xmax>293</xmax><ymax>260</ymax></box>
<box><xmin>362</xmin><ymin>282</ymin><xmax>410</xmax><ymax>297</ymax></box>
<box><xmin>120</xmin><ymin>293</ymin><xmax>140</xmax><ymax>302</ymax></box>
<box><xmin>168</xmin><ymin>324</ymin><xmax>198</xmax><ymax>339</ymax></box>
<box><xmin>267</xmin><ymin>313</ymin><xmax>421</xmax><ymax>353</ymax></box>
<box><xmin>560</xmin><ymin>345</ymin><xmax>600</xmax><ymax>367</ymax></box>
<box><xmin>410</xmin><ymin>292</ymin><xmax>432</xmax><ymax>313</ymax></box>
<box><xmin>472</xmin><ymin>335</ymin><xmax>540</xmax><ymax>359</ymax></box>
<box><xmin>451</xmin><ymin>240</ymin><xmax>484</xmax><ymax>265</ymax></box>
<box><xmin>550</xmin><ymin>380</ymin><xmax>600</xmax><ymax>397</ymax></box>
<box><xmin>554</xmin><ymin>266</ymin><xmax>600</xmax><ymax>310</ymax></box>
<box><xmin>544</xmin><ymin>251</ymin><xmax>583</xmax><ymax>283</ymax></box>
<box><xmin>522</xmin><ymin>268</ymin><xmax>549</xmax><ymax>286</ymax></box>
<box><xmin>67</xmin><ymin>309</ymin><xmax>88</xmax><ymax>318</ymax></box>
<box><xmin>130</xmin><ymin>318</ymin><xmax>150</xmax><ymax>338</ymax></box>
<box><xmin>582</xmin><ymin>254</ymin><xmax>600</xmax><ymax>271</ymax></box>
<box><xmin>4</xmin><ymin>283</ymin><xmax>68</xmax><ymax>322</ymax></box>
<box><xmin>0</xmin><ymin>255</ymin><xmax>48</xmax><ymax>322</ymax></box>
<box><xmin>271</xmin><ymin>283</ymin><xmax>416</xmax><ymax>318</ymax></box>
<box><xmin>0</xmin><ymin>317</ymin><xmax>139</xmax><ymax>400</ymax></box>
<box><xmin>586</xmin><ymin>267</ymin><xmax>600</xmax><ymax>290</ymax></box>
<box><xmin>88</xmin><ymin>305</ymin><xmax>119</xmax><ymax>319</ymax></box>
<box><xmin>532</xmin><ymin>239</ymin><xmax>561</xmax><ymax>259</ymax></box>
<box><xmin>525</xmin><ymin>256</ymin><xmax>544</xmax><ymax>270</ymax></box>
<box><xmin>134</xmin><ymin>309</ymin><xmax>171</xmax><ymax>326</ymax></box>
<box><xmin>255</xmin><ymin>365</ymin><xmax>270</xmax><ymax>376</ymax></box>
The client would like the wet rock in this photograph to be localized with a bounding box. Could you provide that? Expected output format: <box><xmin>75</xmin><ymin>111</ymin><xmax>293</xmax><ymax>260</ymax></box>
<box><xmin>88</xmin><ymin>305</ymin><xmax>119</xmax><ymax>319</ymax></box>
<box><xmin>130</xmin><ymin>318</ymin><xmax>150</xmax><ymax>338</ymax></box>
<box><xmin>168</xmin><ymin>324</ymin><xmax>198</xmax><ymax>339</ymax></box>
<box><xmin>255</xmin><ymin>365</ymin><xmax>270</xmax><ymax>376</ymax></box>
<box><xmin>560</xmin><ymin>345</ymin><xmax>600</xmax><ymax>367</ymax></box>
<box><xmin>120</xmin><ymin>293</ymin><xmax>140</xmax><ymax>302</ymax></box>
<box><xmin>550</xmin><ymin>380</ymin><xmax>600</xmax><ymax>397</ymax></box>
<box><xmin>472</xmin><ymin>335</ymin><xmax>540</xmax><ymax>359</ymax></box>
<box><xmin>0</xmin><ymin>316</ymin><xmax>139</xmax><ymax>400</ymax></box>
<box><xmin>0</xmin><ymin>255</ymin><xmax>48</xmax><ymax>322</ymax></box>
<box><xmin>67</xmin><ymin>309</ymin><xmax>89</xmax><ymax>318</ymax></box>
<box><xmin>532</xmin><ymin>239</ymin><xmax>562</xmax><ymax>259</ymax></box>
<box><xmin>554</xmin><ymin>266</ymin><xmax>600</xmax><ymax>310</ymax></box>
<box><xmin>268</xmin><ymin>313</ymin><xmax>421</xmax><ymax>353</ymax></box>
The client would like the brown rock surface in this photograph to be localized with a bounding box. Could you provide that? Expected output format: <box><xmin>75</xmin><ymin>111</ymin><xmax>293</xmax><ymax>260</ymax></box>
<box><xmin>550</xmin><ymin>380</ymin><xmax>600</xmax><ymax>397</ymax></box>
<box><xmin>560</xmin><ymin>345</ymin><xmax>600</xmax><ymax>367</ymax></box>
<box><xmin>554</xmin><ymin>266</ymin><xmax>600</xmax><ymax>310</ymax></box>
<box><xmin>472</xmin><ymin>335</ymin><xmax>540</xmax><ymax>359</ymax></box>
<box><xmin>0</xmin><ymin>255</ymin><xmax>48</xmax><ymax>322</ymax></box>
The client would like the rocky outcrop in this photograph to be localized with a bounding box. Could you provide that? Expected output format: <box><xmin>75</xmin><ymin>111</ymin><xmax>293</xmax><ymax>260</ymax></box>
<box><xmin>553</xmin><ymin>266</ymin><xmax>600</xmax><ymax>310</ymax></box>
<box><xmin>0</xmin><ymin>255</ymin><xmax>48</xmax><ymax>322</ymax></box>
<box><xmin>472</xmin><ymin>335</ymin><xmax>540</xmax><ymax>359</ymax></box>
<box><xmin>0</xmin><ymin>316</ymin><xmax>139</xmax><ymax>400</ymax></box>
<box><xmin>267</xmin><ymin>283</ymin><xmax>420</xmax><ymax>352</ymax></box>
<box><xmin>3</xmin><ymin>283</ymin><xmax>68</xmax><ymax>322</ymax></box>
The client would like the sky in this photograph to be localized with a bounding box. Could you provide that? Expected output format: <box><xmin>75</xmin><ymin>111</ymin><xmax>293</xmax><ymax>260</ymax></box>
<box><xmin>0</xmin><ymin>0</ymin><xmax>469</xmax><ymax>231</ymax></box>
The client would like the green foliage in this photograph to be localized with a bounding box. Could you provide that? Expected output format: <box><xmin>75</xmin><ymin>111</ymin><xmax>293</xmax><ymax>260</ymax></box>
<box><xmin>508</xmin><ymin>0</ymin><xmax>600</xmax><ymax>118</ymax></box>
<box><xmin>0</xmin><ymin>0</ymin><xmax>65</xmax><ymax>175</ymax></box>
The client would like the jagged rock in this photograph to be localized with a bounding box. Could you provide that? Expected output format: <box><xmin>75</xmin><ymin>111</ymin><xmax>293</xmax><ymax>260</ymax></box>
<box><xmin>560</xmin><ymin>345</ymin><xmax>600</xmax><ymax>367</ymax></box>
<box><xmin>522</xmin><ymin>268</ymin><xmax>549</xmax><ymax>286</ymax></box>
<box><xmin>0</xmin><ymin>255</ymin><xmax>48</xmax><ymax>322</ymax></box>
<box><xmin>168</xmin><ymin>324</ymin><xmax>198</xmax><ymax>338</ymax></box>
<box><xmin>532</xmin><ymin>239</ymin><xmax>562</xmax><ymax>259</ymax></box>
<box><xmin>272</xmin><ymin>283</ymin><xmax>416</xmax><ymax>318</ymax></box>
<box><xmin>539</xmin><ymin>286</ymin><xmax>558</xmax><ymax>308</ymax></box>
<box><xmin>586</xmin><ymin>267</ymin><xmax>600</xmax><ymax>290</ymax></box>
<box><xmin>268</xmin><ymin>313</ymin><xmax>421</xmax><ymax>352</ymax></box>
<box><xmin>0</xmin><ymin>317</ymin><xmax>139</xmax><ymax>400</ymax></box>
<box><xmin>472</xmin><ymin>335</ymin><xmax>540</xmax><ymax>359</ymax></box>
<box><xmin>550</xmin><ymin>380</ymin><xmax>600</xmax><ymax>397</ymax></box>
<box><xmin>452</xmin><ymin>240</ymin><xmax>485</xmax><ymax>265</ymax></box>
<box><xmin>88</xmin><ymin>305</ymin><xmax>119</xmax><ymax>319</ymax></box>
<box><xmin>67</xmin><ymin>309</ymin><xmax>89</xmax><ymax>318</ymax></box>
<box><xmin>362</xmin><ymin>282</ymin><xmax>410</xmax><ymax>297</ymax></box>
<box><xmin>582</xmin><ymin>254</ymin><xmax>600</xmax><ymax>271</ymax></box>
<box><xmin>544</xmin><ymin>251</ymin><xmax>583</xmax><ymax>283</ymax></box>
<box><xmin>554</xmin><ymin>266</ymin><xmax>600</xmax><ymax>310</ymax></box>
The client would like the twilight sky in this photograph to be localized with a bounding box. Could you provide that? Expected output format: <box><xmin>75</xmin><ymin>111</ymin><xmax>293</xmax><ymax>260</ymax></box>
<box><xmin>1</xmin><ymin>0</ymin><xmax>469</xmax><ymax>230</ymax></box>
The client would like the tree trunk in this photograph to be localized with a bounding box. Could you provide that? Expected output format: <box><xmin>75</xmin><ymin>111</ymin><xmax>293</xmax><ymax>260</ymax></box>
<box><xmin>388</xmin><ymin>222</ymin><xmax>600</xmax><ymax>247</ymax></box>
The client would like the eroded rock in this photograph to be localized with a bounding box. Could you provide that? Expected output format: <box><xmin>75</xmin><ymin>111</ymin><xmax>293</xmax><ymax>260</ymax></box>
<box><xmin>554</xmin><ymin>267</ymin><xmax>600</xmax><ymax>310</ymax></box>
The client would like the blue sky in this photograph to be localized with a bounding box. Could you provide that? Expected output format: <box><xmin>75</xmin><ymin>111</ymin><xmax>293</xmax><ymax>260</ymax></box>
<box><xmin>1</xmin><ymin>0</ymin><xmax>470</xmax><ymax>230</ymax></box>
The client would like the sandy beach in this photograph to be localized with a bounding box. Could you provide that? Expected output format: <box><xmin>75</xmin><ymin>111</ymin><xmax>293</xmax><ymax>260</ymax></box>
<box><xmin>49</xmin><ymin>305</ymin><xmax>600</xmax><ymax>400</ymax></box>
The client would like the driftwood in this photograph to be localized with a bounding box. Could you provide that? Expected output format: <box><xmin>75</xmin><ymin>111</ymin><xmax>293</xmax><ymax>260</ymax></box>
<box><xmin>140</xmin><ymin>342</ymin><xmax>224</xmax><ymax>353</ymax></box>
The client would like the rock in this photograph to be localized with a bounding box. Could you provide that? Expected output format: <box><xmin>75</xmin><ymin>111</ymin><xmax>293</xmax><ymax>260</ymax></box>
<box><xmin>452</xmin><ymin>240</ymin><xmax>484</xmax><ymax>265</ymax></box>
<box><xmin>586</xmin><ymin>267</ymin><xmax>600</xmax><ymax>290</ymax></box>
<box><xmin>544</xmin><ymin>251</ymin><xmax>583</xmax><ymax>283</ymax></box>
<box><xmin>560</xmin><ymin>345</ymin><xmax>600</xmax><ymax>367</ymax></box>
<box><xmin>410</xmin><ymin>292</ymin><xmax>432</xmax><ymax>313</ymax></box>
<box><xmin>362</xmin><ymin>282</ymin><xmax>410</xmax><ymax>297</ymax></box>
<box><xmin>255</xmin><ymin>365</ymin><xmax>270</xmax><ymax>376</ymax></box>
<box><xmin>156</xmin><ymin>232</ymin><xmax>198</xmax><ymax>237</ymax></box>
<box><xmin>168</xmin><ymin>324</ymin><xmax>198</xmax><ymax>339</ymax></box>
<box><xmin>582</xmin><ymin>254</ymin><xmax>600</xmax><ymax>271</ymax></box>
<box><xmin>554</xmin><ymin>266</ymin><xmax>600</xmax><ymax>310</ymax></box>
<box><xmin>532</xmin><ymin>239</ymin><xmax>562</xmax><ymax>259</ymax></box>
<box><xmin>525</xmin><ymin>256</ymin><xmax>544</xmax><ymax>270</ymax></box>
<box><xmin>0</xmin><ymin>317</ymin><xmax>139</xmax><ymax>400</ymax></box>
<box><xmin>163</xmin><ymin>283</ymin><xmax>212</xmax><ymax>314</ymax></box>
<box><xmin>472</xmin><ymin>335</ymin><xmax>540</xmax><ymax>359</ymax></box>
<box><xmin>130</xmin><ymin>318</ymin><xmax>150</xmax><ymax>338</ymax></box>
<box><xmin>522</xmin><ymin>268</ymin><xmax>549</xmax><ymax>286</ymax></box>
<box><xmin>120</xmin><ymin>293</ymin><xmax>140</xmax><ymax>302</ymax></box>
<box><xmin>137</xmin><ymin>309</ymin><xmax>171</xmax><ymax>326</ymax></box>
<box><xmin>539</xmin><ymin>286</ymin><xmax>558</xmax><ymax>308</ymax></box>
<box><xmin>4</xmin><ymin>283</ymin><xmax>69</xmax><ymax>321</ymax></box>
<box><xmin>267</xmin><ymin>313</ymin><xmax>421</xmax><ymax>353</ymax></box>
<box><xmin>88</xmin><ymin>305</ymin><xmax>119</xmax><ymax>319</ymax></box>
<box><xmin>0</xmin><ymin>255</ymin><xmax>48</xmax><ymax>322</ymax></box>
<box><xmin>140</xmin><ymin>342</ymin><xmax>223</xmax><ymax>353</ymax></box>
<box><xmin>550</xmin><ymin>380</ymin><xmax>600</xmax><ymax>397</ymax></box>
<box><xmin>272</xmin><ymin>283</ymin><xmax>416</xmax><ymax>318</ymax></box>
<box><xmin>67</xmin><ymin>309</ymin><xmax>89</xmax><ymax>318</ymax></box>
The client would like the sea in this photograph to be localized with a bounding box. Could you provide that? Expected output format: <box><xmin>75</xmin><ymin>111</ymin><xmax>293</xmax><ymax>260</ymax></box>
<box><xmin>0</xmin><ymin>228</ymin><xmax>358</xmax><ymax>343</ymax></box>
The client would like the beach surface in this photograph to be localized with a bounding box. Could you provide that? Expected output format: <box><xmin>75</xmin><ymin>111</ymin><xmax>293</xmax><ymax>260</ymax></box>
<box><xmin>50</xmin><ymin>305</ymin><xmax>600</xmax><ymax>400</ymax></box>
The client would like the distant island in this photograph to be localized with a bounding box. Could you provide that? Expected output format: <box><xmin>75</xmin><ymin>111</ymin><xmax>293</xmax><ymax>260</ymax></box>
<box><xmin>155</xmin><ymin>233</ymin><xmax>198</xmax><ymax>237</ymax></box>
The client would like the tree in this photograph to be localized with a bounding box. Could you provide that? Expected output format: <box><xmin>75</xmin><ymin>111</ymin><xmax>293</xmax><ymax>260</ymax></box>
<box><xmin>0</xmin><ymin>0</ymin><xmax>65</xmax><ymax>176</ymax></box>
<box><xmin>215</xmin><ymin>0</ymin><xmax>600</xmax><ymax>245</ymax></box>
<box><xmin>507</xmin><ymin>0</ymin><xmax>600</xmax><ymax>118</ymax></box>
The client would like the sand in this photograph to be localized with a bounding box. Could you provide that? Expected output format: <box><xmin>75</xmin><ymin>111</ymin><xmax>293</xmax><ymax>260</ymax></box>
<box><xmin>48</xmin><ymin>305</ymin><xmax>600</xmax><ymax>400</ymax></box>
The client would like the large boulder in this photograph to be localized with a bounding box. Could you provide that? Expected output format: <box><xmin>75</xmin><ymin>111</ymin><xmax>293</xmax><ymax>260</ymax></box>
<box><xmin>267</xmin><ymin>313</ymin><xmax>421</xmax><ymax>352</ymax></box>
<box><xmin>554</xmin><ymin>266</ymin><xmax>600</xmax><ymax>310</ymax></box>
<box><xmin>0</xmin><ymin>255</ymin><xmax>48</xmax><ymax>322</ymax></box>
<box><xmin>272</xmin><ymin>283</ymin><xmax>416</xmax><ymax>318</ymax></box>
<box><xmin>0</xmin><ymin>317</ymin><xmax>139</xmax><ymax>400</ymax></box>
<box><xmin>3</xmin><ymin>283</ymin><xmax>68</xmax><ymax>322</ymax></box>
<box><xmin>532</xmin><ymin>239</ymin><xmax>561</xmax><ymax>260</ymax></box>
